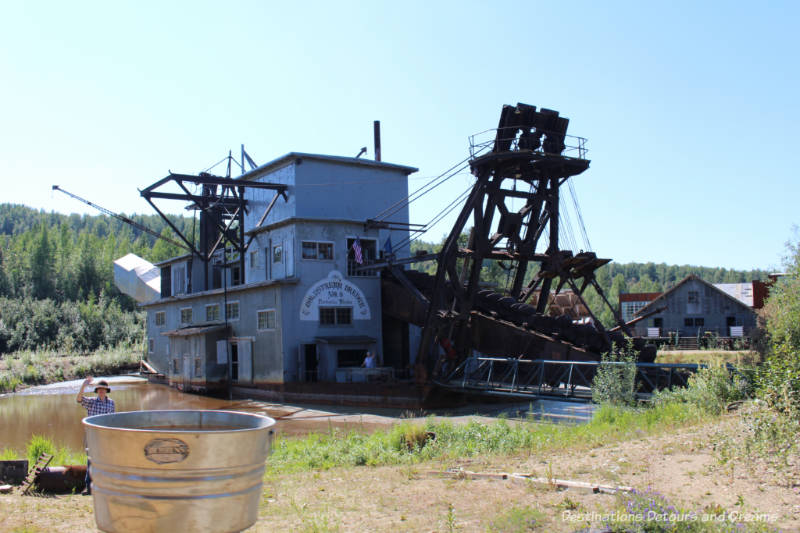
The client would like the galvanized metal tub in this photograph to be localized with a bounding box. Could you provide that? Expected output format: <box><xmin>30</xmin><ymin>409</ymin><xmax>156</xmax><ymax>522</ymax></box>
<box><xmin>83</xmin><ymin>410</ymin><xmax>275</xmax><ymax>533</ymax></box>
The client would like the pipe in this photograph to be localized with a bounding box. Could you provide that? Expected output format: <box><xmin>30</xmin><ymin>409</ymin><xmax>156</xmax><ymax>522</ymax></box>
<box><xmin>374</xmin><ymin>120</ymin><xmax>381</xmax><ymax>161</ymax></box>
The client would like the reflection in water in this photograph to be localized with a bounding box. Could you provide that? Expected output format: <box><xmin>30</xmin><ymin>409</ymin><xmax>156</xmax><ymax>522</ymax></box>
<box><xmin>0</xmin><ymin>379</ymin><xmax>389</xmax><ymax>453</ymax></box>
<box><xmin>0</xmin><ymin>380</ymin><xmax>280</xmax><ymax>453</ymax></box>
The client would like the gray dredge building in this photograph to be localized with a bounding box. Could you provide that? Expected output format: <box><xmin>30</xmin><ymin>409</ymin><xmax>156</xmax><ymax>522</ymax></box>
<box><xmin>141</xmin><ymin>153</ymin><xmax>418</xmax><ymax>391</ymax></box>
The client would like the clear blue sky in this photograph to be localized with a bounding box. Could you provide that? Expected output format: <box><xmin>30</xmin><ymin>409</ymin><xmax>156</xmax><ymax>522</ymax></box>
<box><xmin>2</xmin><ymin>1</ymin><xmax>797</xmax><ymax>271</ymax></box>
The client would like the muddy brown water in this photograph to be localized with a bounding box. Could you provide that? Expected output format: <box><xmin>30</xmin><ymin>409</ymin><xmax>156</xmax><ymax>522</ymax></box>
<box><xmin>0</xmin><ymin>376</ymin><xmax>595</xmax><ymax>455</ymax></box>
<box><xmin>0</xmin><ymin>377</ymin><xmax>394</xmax><ymax>453</ymax></box>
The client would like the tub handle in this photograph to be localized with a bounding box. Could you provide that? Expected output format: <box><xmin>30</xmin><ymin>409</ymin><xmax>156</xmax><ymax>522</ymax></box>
<box><xmin>265</xmin><ymin>429</ymin><xmax>274</xmax><ymax>455</ymax></box>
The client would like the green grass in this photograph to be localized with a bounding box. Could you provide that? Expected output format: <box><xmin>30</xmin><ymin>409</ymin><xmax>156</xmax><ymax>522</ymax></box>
<box><xmin>0</xmin><ymin>435</ymin><xmax>86</xmax><ymax>465</ymax></box>
<box><xmin>656</xmin><ymin>350</ymin><xmax>759</xmax><ymax>366</ymax></box>
<box><xmin>0</xmin><ymin>345</ymin><xmax>141</xmax><ymax>393</ymax></box>
<box><xmin>25</xmin><ymin>434</ymin><xmax>86</xmax><ymax>465</ymax></box>
<box><xmin>266</xmin><ymin>401</ymin><xmax>709</xmax><ymax>474</ymax></box>
<box><xmin>0</xmin><ymin>447</ymin><xmax>19</xmax><ymax>460</ymax></box>
<box><xmin>488</xmin><ymin>504</ymin><xmax>546</xmax><ymax>532</ymax></box>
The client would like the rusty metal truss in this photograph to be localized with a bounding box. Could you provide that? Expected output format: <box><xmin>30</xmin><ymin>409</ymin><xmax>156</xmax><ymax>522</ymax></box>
<box><xmin>411</xmin><ymin>103</ymin><xmax>645</xmax><ymax>382</ymax></box>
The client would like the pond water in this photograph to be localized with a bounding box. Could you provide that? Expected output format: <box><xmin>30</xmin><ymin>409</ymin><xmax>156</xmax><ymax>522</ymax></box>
<box><xmin>0</xmin><ymin>375</ymin><xmax>595</xmax><ymax>454</ymax></box>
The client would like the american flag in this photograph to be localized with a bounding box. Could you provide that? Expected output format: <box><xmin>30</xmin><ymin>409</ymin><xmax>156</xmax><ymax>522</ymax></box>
<box><xmin>352</xmin><ymin>237</ymin><xmax>363</xmax><ymax>264</ymax></box>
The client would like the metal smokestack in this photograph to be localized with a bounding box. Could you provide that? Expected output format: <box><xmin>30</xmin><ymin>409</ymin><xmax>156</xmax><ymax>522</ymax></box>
<box><xmin>373</xmin><ymin>120</ymin><xmax>381</xmax><ymax>161</ymax></box>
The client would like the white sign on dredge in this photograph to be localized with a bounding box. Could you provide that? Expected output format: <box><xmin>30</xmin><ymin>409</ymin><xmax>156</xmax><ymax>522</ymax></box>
<box><xmin>299</xmin><ymin>270</ymin><xmax>370</xmax><ymax>321</ymax></box>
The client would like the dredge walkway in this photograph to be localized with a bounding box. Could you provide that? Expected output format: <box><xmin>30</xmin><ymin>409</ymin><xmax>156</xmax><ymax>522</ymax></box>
<box><xmin>435</xmin><ymin>357</ymin><xmax>706</xmax><ymax>402</ymax></box>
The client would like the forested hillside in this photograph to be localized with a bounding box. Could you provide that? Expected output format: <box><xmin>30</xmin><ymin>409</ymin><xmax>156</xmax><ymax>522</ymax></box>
<box><xmin>0</xmin><ymin>203</ymin><xmax>191</xmax><ymax>354</ymax></box>
<box><xmin>0</xmin><ymin>203</ymin><xmax>771</xmax><ymax>354</ymax></box>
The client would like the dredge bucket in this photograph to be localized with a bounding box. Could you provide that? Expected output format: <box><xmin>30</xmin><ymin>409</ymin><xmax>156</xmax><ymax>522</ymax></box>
<box><xmin>83</xmin><ymin>410</ymin><xmax>275</xmax><ymax>533</ymax></box>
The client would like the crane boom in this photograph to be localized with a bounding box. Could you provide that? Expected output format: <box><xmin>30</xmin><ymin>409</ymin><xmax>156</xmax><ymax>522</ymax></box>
<box><xmin>52</xmin><ymin>185</ymin><xmax>190</xmax><ymax>251</ymax></box>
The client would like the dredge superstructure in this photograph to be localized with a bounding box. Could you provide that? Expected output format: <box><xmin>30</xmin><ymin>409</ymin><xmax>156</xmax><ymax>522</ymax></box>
<box><xmin>377</xmin><ymin>103</ymin><xmax>655</xmax><ymax>389</ymax></box>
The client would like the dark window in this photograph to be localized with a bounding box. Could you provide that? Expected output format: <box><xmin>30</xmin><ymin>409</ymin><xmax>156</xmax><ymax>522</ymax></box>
<box><xmin>337</xmin><ymin>349</ymin><xmax>366</xmax><ymax>367</ymax></box>
<box><xmin>161</xmin><ymin>266</ymin><xmax>172</xmax><ymax>297</ymax></box>
<box><xmin>726</xmin><ymin>316</ymin><xmax>736</xmax><ymax>327</ymax></box>
<box><xmin>695</xmin><ymin>317</ymin><xmax>704</xmax><ymax>327</ymax></box>
<box><xmin>319</xmin><ymin>243</ymin><xmax>333</xmax><ymax>260</ymax></box>
<box><xmin>302</xmin><ymin>242</ymin><xmax>317</xmax><ymax>259</ymax></box>
<box><xmin>320</xmin><ymin>308</ymin><xmax>336</xmax><ymax>325</ymax></box>
<box><xmin>320</xmin><ymin>306</ymin><xmax>352</xmax><ymax>325</ymax></box>
<box><xmin>230</xmin><ymin>343</ymin><xmax>239</xmax><ymax>381</ymax></box>
<box><xmin>212</xmin><ymin>265</ymin><xmax>222</xmax><ymax>289</ymax></box>
<box><xmin>303</xmin><ymin>344</ymin><xmax>318</xmax><ymax>382</ymax></box>
<box><xmin>653</xmin><ymin>318</ymin><xmax>663</xmax><ymax>328</ymax></box>
<box><xmin>231</xmin><ymin>265</ymin><xmax>241</xmax><ymax>286</ymax></box>
<box><xmin>687</xmin><ymin>291</ymin><xmax>699</xmax><ymax>304</ymax></box>
<box><xmin>303</xmin><ymin>241</ymin><xmax>334</xmax><ymax>260</ymax></box>
<box><xmin>684</xmin><ymin>318</ymin><xmax>694</xmax><ymax>327</ymax></box>
<box><xmin>336</xmin><ymin>307</ymin><xmax>352</xmax><ymax>324</ymax></box>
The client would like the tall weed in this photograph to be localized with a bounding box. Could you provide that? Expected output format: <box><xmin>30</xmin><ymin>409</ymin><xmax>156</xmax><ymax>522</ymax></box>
<box><xmin>654</xmin><ymin>364</ymin><xmax>749</xmax><ymax>415</ymax></box>
<box><xmin>592</xmin><ymin>343</ymin><xmax>637</xmax><ymax>406</ymax></box>
<box><xmin>26</xmin><ymin>434</ymin><xmax>85</xmax><ymax>465</ymax></box>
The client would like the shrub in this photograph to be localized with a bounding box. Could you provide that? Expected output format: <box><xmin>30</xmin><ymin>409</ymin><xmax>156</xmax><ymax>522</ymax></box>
<box><xmin>654</xmin><ymin>364</ymin><xmax>749</xmax><ymax>415</ymax></box>
<box><xmin>755</xmin><ymin>345</ymin><xmax>800</xmax><ymax>418</ymax></box>
<box><xmin>592</xmin><ymin>343</ymin><xmax>637</xmax><ymax>406</ymax></box>
<box><xmin>757</xmin><ymin>235</ymin><xmax>800</xmax><ymax>418</ymax></box>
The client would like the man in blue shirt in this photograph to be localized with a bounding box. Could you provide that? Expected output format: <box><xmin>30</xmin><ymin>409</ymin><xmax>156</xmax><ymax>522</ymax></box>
<box><xmin>76</xmin><ymin>377</ymin><xmax>115</xmax><ymax>495</ymax></box>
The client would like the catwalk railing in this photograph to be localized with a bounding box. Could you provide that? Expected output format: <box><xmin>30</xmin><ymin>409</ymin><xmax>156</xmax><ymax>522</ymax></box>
<box><xmin>434</xmin><ymin>357</ymin><xmax>709</xmax><ymax>401</ymax></box>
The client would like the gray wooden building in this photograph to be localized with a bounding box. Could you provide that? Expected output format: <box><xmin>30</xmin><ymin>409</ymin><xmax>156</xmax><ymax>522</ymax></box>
<box><xmin>632</xmin><ymin>275</ymin><xmax>757</xmax><ymax>338</ymax></box>
<box><xmin>140</xmin><ymin>152</ymin><xmax>418</xmax><ymax>391</ymax></box>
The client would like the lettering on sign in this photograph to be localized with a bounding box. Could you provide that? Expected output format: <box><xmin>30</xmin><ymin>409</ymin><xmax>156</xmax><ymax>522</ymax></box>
<box><xmin>144</xmin><ymin>438</ymin><xmax>190</xmax><ymax>464</ymax></box>
<box><xmin>299</xmin><ymin>270</ymin><xmax>371</xmax><ymax>321</ymax></box>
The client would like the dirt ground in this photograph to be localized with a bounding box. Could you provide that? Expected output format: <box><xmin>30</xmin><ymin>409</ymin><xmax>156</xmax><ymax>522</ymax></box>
<box><xmin>1</xmin><ymin>415</ymin><xmax>797</xmax><ymax>532</ymax></box>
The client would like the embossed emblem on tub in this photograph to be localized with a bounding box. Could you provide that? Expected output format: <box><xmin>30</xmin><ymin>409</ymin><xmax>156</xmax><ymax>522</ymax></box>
<box><xmin>144</xmin><ymin>438</ymin><xmax>190</xmax><ymax>464</ymax></box>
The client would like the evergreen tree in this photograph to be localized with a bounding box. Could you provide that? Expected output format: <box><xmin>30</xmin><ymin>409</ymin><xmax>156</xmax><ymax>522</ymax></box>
<box><xmin>30</xmin><ymin>225</ymin><xmax>55</xmax><ymax>299</ymax></box>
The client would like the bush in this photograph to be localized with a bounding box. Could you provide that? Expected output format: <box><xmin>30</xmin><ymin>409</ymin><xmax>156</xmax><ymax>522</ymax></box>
<box><xmin>754</xmin><ymin>346</ymin><xmax>800</xmax><ymax>418</ymax></box>
<box><xmin>592</xmin><ymin>343</ymin><xmax>637</xmax><ymax>406</ymax></box>
<box><xmin>654</xmin><ymin>364</ymin><xmax>749</xmax><ymax>415</ymax></box>
<box><xmin>757</xmin><ymin>235</ymin><xmax>800</xmax><ymax>418</ymax></box>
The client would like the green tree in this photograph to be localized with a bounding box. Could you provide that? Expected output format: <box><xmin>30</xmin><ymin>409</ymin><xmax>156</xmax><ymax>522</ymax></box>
<box><xmin>29</xmin><ymin>225</ymin><xmax>55</xmax><ymax>299</ymax></box>
<box><xmin>758</xmin><ymin>235</ymin><xmax>800</xmax><ymax>416</ymax></box>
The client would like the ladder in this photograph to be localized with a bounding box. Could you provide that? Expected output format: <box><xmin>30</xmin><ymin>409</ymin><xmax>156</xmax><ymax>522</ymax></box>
<box><xmin>19</xmin><ymin>453</ymin><xmax>53</xmax><ymax>495</ymax></box>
